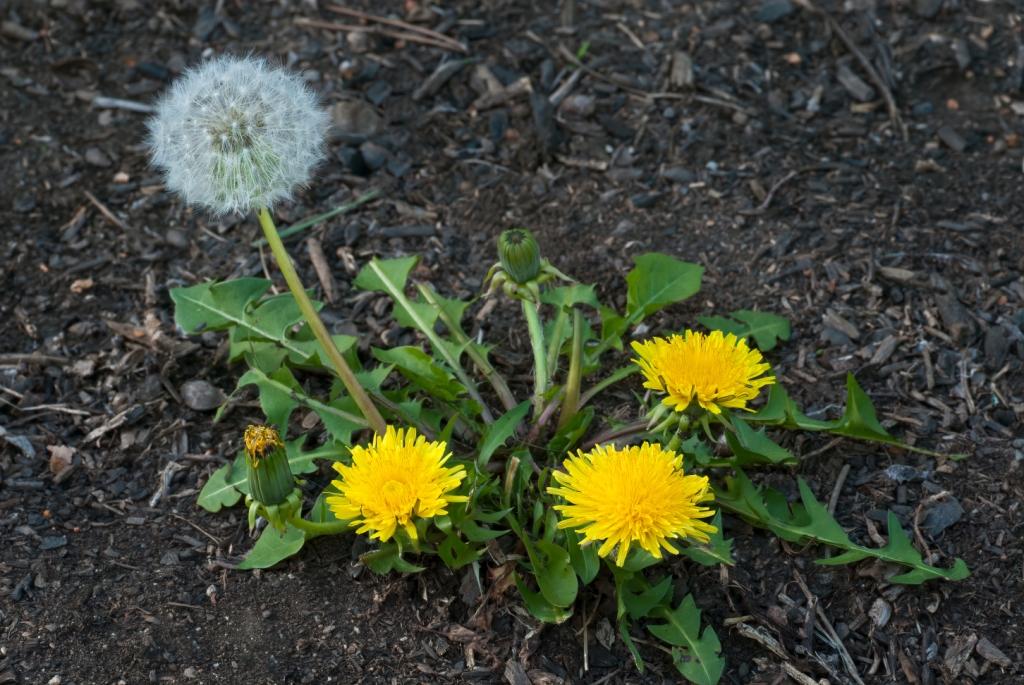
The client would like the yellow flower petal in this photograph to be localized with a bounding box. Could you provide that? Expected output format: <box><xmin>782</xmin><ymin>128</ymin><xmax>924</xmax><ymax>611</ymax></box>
<box><xmin>547</xmin><ymin>442</ymin><xmax>717</xmax><ymax>567</ymax></box>
<box><xmin>326</xmin><ymin>426</ymin><xmax>466</xmax><ymax>542</ymax></box>
<box><xmin>631</xmin><ymin>330</ymin><xmax>774</xmax><ymax>414</ymax></box>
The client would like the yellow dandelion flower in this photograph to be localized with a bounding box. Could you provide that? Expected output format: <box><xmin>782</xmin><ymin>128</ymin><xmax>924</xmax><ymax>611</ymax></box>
<box><xmin>631</xmin><ymin>330</ymin><xmax>774</xmax><ymax>415</ymax></box>
<box><xmin>547</xmin><ymin>442</ymin><xmax>717</xmax><ymax>567</ymax></box>
<box><xmin>326</xmin><ymin>426</ymin><xmax>467</xmax><ymax>542</ymax></box>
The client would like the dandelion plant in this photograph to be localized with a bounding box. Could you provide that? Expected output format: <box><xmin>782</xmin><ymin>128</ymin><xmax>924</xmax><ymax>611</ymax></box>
<box><xmin>161</xmin><ymin>58</ymin><xmax>970</xmax><ymax>685</ymax></box>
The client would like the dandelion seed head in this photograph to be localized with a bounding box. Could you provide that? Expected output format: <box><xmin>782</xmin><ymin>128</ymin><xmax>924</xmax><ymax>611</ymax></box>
<box><xmin>147</xmin><ymin>55</ymin><xmax>330</xmax><ymax>215</ymax></box>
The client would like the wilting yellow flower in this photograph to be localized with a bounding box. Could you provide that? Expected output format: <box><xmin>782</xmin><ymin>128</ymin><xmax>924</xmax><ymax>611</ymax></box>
<box><xmin>327</xmin><ymin>426</ymin><xmax>467</xmax><ymax>542</ymax></box>
<box><xmin>548</xmin><ymin>442</ymin><xmax>716</xmax><ymax>567</ymax></box>
<box><xmin>631</xmin><ymin>330</ymin><xmax>774</xmax><ymax>415</ymax></box>
<box><xmin>243</xmin><ymin>424</ymin><xmax>285</xmax><ymax>465</ymax></box>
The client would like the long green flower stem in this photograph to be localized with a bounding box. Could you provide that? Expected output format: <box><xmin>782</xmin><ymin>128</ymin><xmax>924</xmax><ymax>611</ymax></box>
<box><xmin>522</xmin><ymin>299</ymin><xmax>548</xmax><ymax>418</ymax></box>
<box><xmin>417</xmin><ymin>283</ymin><xmax>517</xmax><ymax>412</ymax></box>
<box><xmin>557</xmin><ymin>308</ymin><xmax>584</xmax><ymax>430</ymax></box>
<box><xmin>257</xmin><ymin>208</ymin><xmax>387</xmax><ymax>435</ymax></box>
<box><xmin>287</xmin><ymin>514</ymin><xmax>351</xmax><ymax>539</ymax></box>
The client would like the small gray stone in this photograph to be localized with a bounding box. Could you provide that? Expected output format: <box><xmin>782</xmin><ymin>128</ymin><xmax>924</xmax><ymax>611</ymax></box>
<box><xmin>756</xmin><ymin>0</ymin><xmax>794</xmax><ymax>23</ymax></box>
<box><xmin>984</xmin><ymin>325</ymin><xmax>1011</xmax><ymax>370</ymax></box>
<box><xmin>165</xmin><ymin>227</ymin><xmax>189</xmax><ymax>249</ymax></box>
<box><xmin>180</xmin><ymin>379</ymin><xmax>225</xmax><ymax>411</ymax></box>
<box><xmin>84</xmin><ymin>147</ymin><xmax>111</xmax><ymax>167</ymax></box>
<box><xmin>358</xmin><ymin>141</ymin><xmax>389</xmax><ymax>171</ymax></box>
<box><xmin>836</xmin><ymin>63</ymin><xmax>875</xmax><ymax>102</ymax></box>
<box><xmin>40</xmin><ymin>535</ymin><xmax>67</xmax><ymax>551</ymax></box>
<box><xmin>331</xmin><ymin>100</ymin><xmax>383</xmax><ymax>143</ymax></box>
<box><xmin>915</xmin><ymin>0</ymin><xmax>943</xmax><ymax>18</ymax></box>
<box><xmin>937</xmin><ymin>125</ymin><xmax>967</xmax><ymax>152</ymax></box>
<box><xmin>921</xmin><ymin>495</ymin><xmax>963</xmax><ymax>537</ymax></box>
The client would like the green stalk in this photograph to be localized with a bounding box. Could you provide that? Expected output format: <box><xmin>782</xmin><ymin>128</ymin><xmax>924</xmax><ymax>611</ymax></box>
<box><xmin>257</xmin><ymin>208</ymin><xmax>386</xmax><ymax>435</ymax></box>
<box><xmin>545</xmin><ymin>307</ymin><xmax>567</xmax><ymax>378</ymax></box>
<box><xmin>367</xmin><ymin>260</ymin><xmax>495</xmax><ymax>424</ymax></box>
<box><xmin>578</xmin><ymin>365</ymin><xmax>638</xmax><ymax>409</ymax></box>
<box><xmin>417</xmin><ymin>283</ymin><xmax>517</xmax><ymax>412</ymax></box>
<box><xmin>522</xmin><ymin>299</ymin><xmax>548</xmax><ymax>418</ymax></box>
<box><xmin>557</xmin><ymin>308</ymin><xmax>584</xmax><ymax>430</ymax></box>
<box><xmin>287</xmin><ymin>514</ymin><xmax>351</xmax><ymax>539</ymax></box>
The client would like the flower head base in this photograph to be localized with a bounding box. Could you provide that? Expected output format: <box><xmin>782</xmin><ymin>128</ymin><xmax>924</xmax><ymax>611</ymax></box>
<box><xmin>484</xmin><ymin>228</ymin><xmax>573</xmax><ymax>302</ymax></box>
<box><xmin>242</xmin><ymin>424</ymin><xmax>298</xmax><ymax>530</ymax></box>
<box><xmin>548</xmin><ymin>442</ymin><xmax>716</xmax><ymax>567</ymax></box>
<box><xmin>148</xmin><ymin>55</ymin><xmax>330</xmax><ymax>215</ymax></box>
<box><xmin>498</xmin><ymin>229</ymin><xmax>542</xmax><ymax>284</ymax></box>
<box><xmin>632</xmin><ymin>330</ymin><xmax>775</xmax><ymax>415</ymax></box>
<box><xmin>327</xmin><ymin>426</ymin><xmax>467</xmax><ymax>543</ymax></box>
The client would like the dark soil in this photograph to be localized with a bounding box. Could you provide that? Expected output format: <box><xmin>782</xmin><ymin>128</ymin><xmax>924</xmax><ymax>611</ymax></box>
<box><xmin>2</xmin><ymin>0</ymin><xmax>1023</xmax><ymax>683</ymax></box>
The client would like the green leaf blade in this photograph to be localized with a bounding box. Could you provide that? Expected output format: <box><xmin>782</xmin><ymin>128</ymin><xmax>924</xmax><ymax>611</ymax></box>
<box><xmin>477</xmin><ymin>401</ymin><xmax>530</xmax><ymax>467</ymax></box>
<box><xmin>237</xmin><ymin>523</ymin><xmax>306</xmax><ymax>570</ymax></box>
<box><xmin>625</xmin><ymin>253</ymin><xmax>703</xmax><ymax>321</ymax></box>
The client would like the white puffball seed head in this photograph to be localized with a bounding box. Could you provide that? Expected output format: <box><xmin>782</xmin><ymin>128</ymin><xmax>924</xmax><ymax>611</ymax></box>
<box><xmin>148</xmin><ymin>55</ymin><xmax>330</xmax><ymax>215</ymax></box>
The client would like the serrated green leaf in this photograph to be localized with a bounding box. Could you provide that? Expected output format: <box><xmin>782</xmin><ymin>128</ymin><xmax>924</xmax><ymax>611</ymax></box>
<box><xmin>698</xmin><ymin>310</ymin><xmax>791</xmax><ymax>351</ymax></box>
<box><xmin>746</xmin><ymin>383</ymin><xmax>833</xmax><ymax>431</ymax></box>
<box><xmin>354</xmin><ymin>255</ymin><xmax>419</xmax><ymax>293</ymax></box>
<box><xmin>680</xmin><ymin>512</ymin><xmax>733</xmax><ymax>566</ymax></box>
<box><xmin>438</xmin><ymin>533</ymin><xmax>483</xmax><ymax>569</ymax></box>
<box><xmin>507</xmin><ymin>518</ymin><xmax>578</xmax><ymax>608</ymax></box>
<box><xmin>681</xmin><ymin>435</ymin><xmax>714</xmax><ymax>466</ymax></box>
<box><xmin>197</xmin><ymin>461</ymin><xmax>243</xmax><ymax>512</ymax></box>
<box><xmin>718</xmin><ymin>471</ymin><xmax>969</xmax><ymax>584</ymax></box>
<box><xmin>545</xmin><ymin>405</ymin><xmax>594</xmax><ymax>455</ymax></box>
<box><xmin>171</xmin><ymin>278</ymin><xmax>270</xmax><ymax>333</ymax></box>
<box><xmin>625</xmin><ymin>253</ymin><xmax>703</xmax><ymax>321</ymax></box>
<box><xmin>541</xmin><ymin>284</ymin><xmax>599</xmax><ymax>311</ymax></box>
<box><xmin>564</xmin><ymin>527</ymin><xmax>600</xmax><ymax>585</ymax></box>
<box><xmin>237</xmin><ymin>523</ymin><xmax>306</xmax><ymax>570</ymax></box>
<box><xmin>831</xmin><ymin>373</ymin><xmax>897</xmax><ymax>443</ymax></box>
<box><xmin>172</xmin><ymin>279</ymin><xmax>323</xmax><ymax>364</ymax></box>
<box><xmin>361</xmin><ymin>542</ymin><xmax>426</xmax><ymax>574</ymax></box>
<box><xmin>598</xmin><ymin>305</ymin><xmax>627</xmax><ymax>351</ymax></box>
<box><xmin>533</xmin><ymin>540</ymin><xmax>578</xmax><ymax>608</ymax></box>
<box><xmin>725</xmin><ymin>417</ymin><xmax>796</xmax><ymax>465</ymax></box>
<box><xmin>238</xmin><ymin>366</ymin><xmax>301</xmax><ymax>428</ymax></box>
<box><xmin>393</xmin><ymin>297</ymin><xmax>440</xmax><ymax>332</ymax></box>
<box><xmin>514</xmin><ymin>573</ymin><xmax>574</xmax><ymax>624</ymax></box>
<box><xmin>619</xmin><ymin>575</ymin><xmax>673</xmax><ymax>621</ymax></box>
<box><xmin>372</xmin><ymin>346</ymin><xmax>466</xmax><ymax>402</ymax></box>
<box><xmin>648</xmin><ymin>596</ymin><xmax>724</xmax><ymax>685</ymax></box>
<box><xmin>236</xmin><ymin>366</ymin><xmax>367</xmax><ymax>441</ymax></box>
<box><xmin>619</xmin><ymin>620</ymin><xmax>645</xmax><ymax>672</ymax></box>
<box><xmin>477</xmin><ymin>401</ymin><xmax>530</xmax><ymax>467</ymax></box>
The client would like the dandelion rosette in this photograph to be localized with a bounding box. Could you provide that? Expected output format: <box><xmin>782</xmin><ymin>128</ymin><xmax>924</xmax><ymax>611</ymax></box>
<box><xmin>548</xmin><ymin>442</ymin><xmax>717</xmax><ymax>567</ymax></box>
<box><xmin>631</xmin><ymin>330</ymin><xmax>775</xmax><ymax>415</ymax></box>
<box><xmin>148</xmin><ymin>55</ymin><xmax>330</xmax><ymax>214</ymax></box>
<box><xmin>326</xmin><ymin>426</ymin><xmax>467</xmax><ymax>542</ymax></box>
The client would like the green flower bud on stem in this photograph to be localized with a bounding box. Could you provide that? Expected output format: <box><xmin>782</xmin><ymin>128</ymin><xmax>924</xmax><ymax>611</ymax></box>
<box><xmin>498</xmin><ymin>229</ymin><xmax>541</xmax><ymax>284</ymax></box>
<box><xmin>244</xmin><ymin>424</ymin><xmax>293</xmax><ymax>507</ymax></box>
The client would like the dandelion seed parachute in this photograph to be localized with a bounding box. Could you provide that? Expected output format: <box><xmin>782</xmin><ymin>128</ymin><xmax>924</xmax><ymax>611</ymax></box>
<box><xmin>148</xmin><ymin>55</ymin><xmax>330</xmax><ymax>215</ymax></box>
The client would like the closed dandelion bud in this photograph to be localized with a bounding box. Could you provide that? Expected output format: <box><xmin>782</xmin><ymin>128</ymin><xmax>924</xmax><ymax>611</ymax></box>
<box><xmin>498</xmin><ymin>229</ymin><xmax>541</xmax><ymax>284</ymax></box>
<box><xmin>148</xmin><ymin>55</ymin><xmax>330</xmax><ymax>215</ymax></box>
<box><xmin>244</xmin><ymin>424</ymin><xmax>293</xmax><ymax>507</ymax></box>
